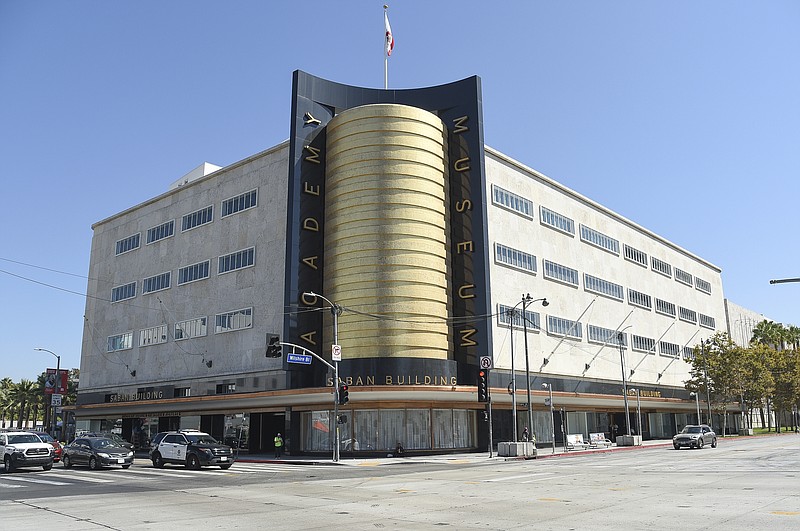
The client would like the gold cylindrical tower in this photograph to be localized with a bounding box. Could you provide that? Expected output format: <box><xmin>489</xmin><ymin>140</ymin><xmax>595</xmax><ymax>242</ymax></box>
<box><xmin>324</xmin><ymin>104</ymin><xmax>450</xmax><ymax>359</ymax></box>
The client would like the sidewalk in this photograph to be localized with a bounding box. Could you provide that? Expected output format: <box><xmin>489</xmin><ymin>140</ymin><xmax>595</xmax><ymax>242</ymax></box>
<box><xmin>235</xmin><ymin>437</ymin><xmax>674</xmax><ymax>466</ymax></box>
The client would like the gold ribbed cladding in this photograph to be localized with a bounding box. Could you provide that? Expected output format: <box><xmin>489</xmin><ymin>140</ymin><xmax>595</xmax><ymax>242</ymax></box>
<box><xmin>325</xmin><ymin>104</ymin><xmax>450</xmax><ymax>359</ymax></box>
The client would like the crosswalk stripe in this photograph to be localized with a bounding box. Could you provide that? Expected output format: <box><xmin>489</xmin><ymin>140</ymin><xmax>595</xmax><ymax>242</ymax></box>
<box><xmin>485</xmin><ymin>473</ymin><xmax>554</xmax><ymax>482</ymax></box>
<box><xmin>1</xmin><ymin>475</ymin><xmax>72</xmax><ymax>486</ymax></box>
<box><xmin>112</xmin><ymin>468</ymin><xmax>195</xmax><ymax>478</ymax></box>
<box><xmin>0</xmin><ymin>483</ymin><xmax>23</xmax><ymax>488</ymax></box>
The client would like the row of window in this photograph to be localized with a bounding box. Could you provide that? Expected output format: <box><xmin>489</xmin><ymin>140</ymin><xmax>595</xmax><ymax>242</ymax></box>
<box><xmin>493</xmin><ymin>242</ymin><xmax>717</xmax><ymax>329</ymax></box>
<box><xmin>491</xmin><ymin>184</ymin><xmax>713</xmax><ymax>295</ymax></box>
<box><xmin>110</xmin><ymin>247</ymin><xmax>256</xmax><ymax>302</ymax></box>
<box><xmin>497</xmin><ymin>304</ymin><xmax>700</xmax><ymax>358</ymax></box>
<box><xmin>106</xmin><ymin>308</ymin><xmax>253</xmax><ymax>352</ymax></box>
<box><xmin>114</xmin><ymin>189</ymin><xmax>258</xmax><ymax>256</ymax></box>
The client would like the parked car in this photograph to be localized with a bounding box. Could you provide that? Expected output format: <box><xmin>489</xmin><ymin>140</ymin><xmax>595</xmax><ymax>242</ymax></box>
<box><xmin>673</xmin><ymin>424</ymin><xmax>717</xmax><ymax>449</ymax></box>
<box><xmin>149</xmin><ymin>429</ymin><xmax>234</xmax><ymax>469</ymax></box>
<box><xmin>83</xmin><ymin>432</ymin><xmax>134</xmax><ymax>451</ymax></box>
<box><xmin>32</xmin><ymin>432</ymin><xmax>63</xmax><ymax>462</ymax></box>
<box><xmin>0</xmin><ymin>431</ymin><xmax>54</xmax><ymax>472</ymax></box>
<box><xmin>62</xmin><ymin>436</ymin><xmax>134</xmax><ymax>469</ymax></box>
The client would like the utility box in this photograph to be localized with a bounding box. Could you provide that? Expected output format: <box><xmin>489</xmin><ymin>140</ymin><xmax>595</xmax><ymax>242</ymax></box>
<box><xmin>498</xmin><ymin>441</ymin><xmax>537</xmax><ymax>458</ymax></box>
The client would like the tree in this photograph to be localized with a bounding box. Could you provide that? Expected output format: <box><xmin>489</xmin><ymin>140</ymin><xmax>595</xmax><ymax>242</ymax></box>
<box><xmin>751</xmin><ymin>320</ymin><xmax>786</xmax><ymax>350</ymax></box>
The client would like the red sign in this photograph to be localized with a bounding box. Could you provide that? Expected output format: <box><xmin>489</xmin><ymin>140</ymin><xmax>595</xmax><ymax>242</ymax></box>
<box><xmin>44</xmin><ymin>369</ymin><xmax>67</xmax><ymax>395</ymax></box>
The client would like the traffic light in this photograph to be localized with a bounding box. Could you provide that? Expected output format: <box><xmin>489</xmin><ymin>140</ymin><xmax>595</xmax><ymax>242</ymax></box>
<box><xmin>338</xmin><ymin>383</ymin><xmax>349</xmax><ymax>405</ymax></box>
<box><xmin>477</xmin><ymin>369</ymin><xmax>489</xmax><ymax>402</ymax></box>
<box><xmin>266</xmin><ymin>335</ymin><xmax>281</xmax><ymax>358</ymax></box>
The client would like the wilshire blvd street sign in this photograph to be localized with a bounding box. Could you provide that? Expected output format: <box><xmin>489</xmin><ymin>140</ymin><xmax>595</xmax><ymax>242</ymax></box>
<box><xmin>287</xmin><ymin>353</ymin><xmax>313</xmax><ymax>365</ymax></box>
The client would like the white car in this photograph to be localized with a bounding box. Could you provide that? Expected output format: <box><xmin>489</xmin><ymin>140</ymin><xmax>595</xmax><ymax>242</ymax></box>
<box><xmin>0</xmin><ymin>431</ymin><xmax>54</xmax><ymax>472</ymax></box>
<box><xmin>673</xmin><ymin>424</ymin><xmax>717</xmax><ymax>449</ymax></box>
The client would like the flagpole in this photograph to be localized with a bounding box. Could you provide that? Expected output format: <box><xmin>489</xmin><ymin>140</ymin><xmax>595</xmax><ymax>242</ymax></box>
<box><xmin>384</xmin><ymin>5</ymin><xmax>389</xmax><ymax>89</ymax></box>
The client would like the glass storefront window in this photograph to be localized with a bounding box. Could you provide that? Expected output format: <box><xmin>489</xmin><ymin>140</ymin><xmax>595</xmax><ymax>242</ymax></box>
<box><xmin>224</xmin><ymin>413</ymin><xmax>249</xmax><ymax>451</ymax></box>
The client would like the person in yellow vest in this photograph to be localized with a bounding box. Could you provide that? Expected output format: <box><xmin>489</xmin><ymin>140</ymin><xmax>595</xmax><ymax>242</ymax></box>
<box><xmin>274</xmin><ymin>433</ymin><xmax>283</xmax><ymax>458</ymax></box>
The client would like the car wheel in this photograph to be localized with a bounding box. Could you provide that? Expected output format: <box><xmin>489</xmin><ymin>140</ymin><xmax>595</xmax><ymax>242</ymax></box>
<box><xmin>151</xmin><ymin>452</ymin><xmax>164</xmax><ymax>468</ymax></box>
<box><xmin>711</xmin><ymin>437</ymin><xmax>717</xmax><ymax>448</ymax></box>
<box><xmin>3</xmin><ymin>456</ymin><xmax>14</xmax><ymax>473</ymax></box>
<box><xmin>63</xmin><ymin>455</ymin><xmax>73</xmax><ymax>468</ymax></box>
<box><xmin>42</xmin><ymin>463</ymin><xmax>53</xmax><ymax>471</ymax></box>
<box><xmin>697</xmin><ymin>438</ymin><xmax>704</xmax><ymax>449</ymax></box>
<box><xmin>186</xmin><ymin>454</ymin><xmax>201</xmax><ymax>470</ymax></box>
<box><xmin>673</xmin><ymin>443</ymin><xmax>680</xmax><ymax>450</ymax></box>
<box><xmin>122</xmin><ymin>464</ymin><xmax>131</xmax><ymax>469</ymax></box>
<box><xmin>220</xmin><ymin>464</ymin><xmax>232</xmax><ymax>470</ymax></box>
<box><xmin>89</xmin><ymin>456</ymin><xmax>101</xmax><ymax>470</ymax></box>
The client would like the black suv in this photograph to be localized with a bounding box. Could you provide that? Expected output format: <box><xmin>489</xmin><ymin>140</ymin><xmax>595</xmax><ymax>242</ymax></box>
<box><xmin>149</xmin><ymin>430</ymin><xmax>234</xmax><ymax>469</ymax></box>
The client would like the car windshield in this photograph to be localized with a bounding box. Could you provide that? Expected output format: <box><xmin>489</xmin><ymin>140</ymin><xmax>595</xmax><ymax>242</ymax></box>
<box><xmin>90</xmin><ymin>438</ymin><xmax>119</xmax><ymax>449</ymax></box>
<box><xmin>187</xmin><ymin>435</ymin><xmax>218</xmax><ymax>445</ymax></box>
<box><xmin>8</xmin><ymin>434</ymin><xmax>41</xmax><ymax>444</ymax></box>
<box><xmin>682</xmin><ymin>426</ymin><xmax>702</xmax><ymax>434</ymax></box>
<box><xmin>37</xmin><ymin>433</ymin><xmax>56</xmax><ymax>443</ymax></box>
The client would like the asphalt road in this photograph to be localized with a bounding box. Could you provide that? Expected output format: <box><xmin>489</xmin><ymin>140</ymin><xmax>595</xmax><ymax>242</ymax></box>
<box><xmin>1</xmin><ymin>434</ymin><xmax>798</xmax><ymax>530</ymax></box>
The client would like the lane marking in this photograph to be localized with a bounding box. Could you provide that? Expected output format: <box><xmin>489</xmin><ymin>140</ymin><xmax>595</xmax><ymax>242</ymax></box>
<box><xmin>1</xmin><ymin>476</ymin><xmax>72</xmax><ymax>486</ymax></box>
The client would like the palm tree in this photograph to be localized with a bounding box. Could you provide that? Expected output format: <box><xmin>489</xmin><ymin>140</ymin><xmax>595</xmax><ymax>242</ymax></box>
<box><xmin>785</xmin><ymin>325</ymin><xmax>800</xmax><ymax>351</ymax></box>
<box><xmin>0</xmin><ymin>380</ymin><xmax>14</xmax><ymax>428</ymax></box>
<box><xmin>751</xmin><ymin>320</ymin><xmax>786</xmax><ymax>350</ymax></box>
<box><xmin>8</xmin><ymin>380</ymin><xmax>37</xmax><ymax>429</ymax></box>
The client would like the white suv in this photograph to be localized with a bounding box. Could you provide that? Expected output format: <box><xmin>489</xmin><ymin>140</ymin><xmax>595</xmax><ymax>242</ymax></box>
<box><xmin>0</xmin><ymin>431</ymin><xmax>54</xmax><ymax>472</ymax></box>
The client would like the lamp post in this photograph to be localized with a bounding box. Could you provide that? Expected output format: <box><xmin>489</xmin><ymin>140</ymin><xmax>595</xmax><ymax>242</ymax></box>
<box><xmin>34</xmin><ymin>347</ymin><xmax>60</xmax><ymax>436</ymax></box>
<box><xmin>541</xmin><ymin>383</ymin><xmax>556</xmax><ymax>454</ymax></box>
<box><xmin>304</xmin><ymin>291</ymin><xmax>343</xmax><ymax>462</ymax></box>
<box><xmin>521</xmin><ymin>294</ymin><xmax>549</xmax><ymax>441</ymax></box>
<box><xmin>616</xmin><ymin>332</ymin><xmax>631</xmax><ymax>437</ymax></box>
<box><xmin>630</xmin><ymin>388</ymin><xmax>642</xmax><ymax>436</ymax></box>
<box><xmin>701</xmin><ymin>338</ymin><xmax>713</xmax><ymax>430</ymax></box>
<box><xmin>690</xmin><ymin>392</ymin><xmax>701</xmax><ymax>423</ymax></box>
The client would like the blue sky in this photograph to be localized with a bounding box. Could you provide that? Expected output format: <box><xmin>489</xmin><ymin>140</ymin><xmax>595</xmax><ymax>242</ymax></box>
<box><xmin>1</xmin><ymin>1</ymin><xmax>798</xmax><ymax>382</ymax></box>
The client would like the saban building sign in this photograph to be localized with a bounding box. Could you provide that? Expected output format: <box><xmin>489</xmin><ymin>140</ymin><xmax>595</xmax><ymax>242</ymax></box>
<box><xmin>284</xmin><ymin>71</ymin><xmax>492</xmax><ymax>388</ymax></box>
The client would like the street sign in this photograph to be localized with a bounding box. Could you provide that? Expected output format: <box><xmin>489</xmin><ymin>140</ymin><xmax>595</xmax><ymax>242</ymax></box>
<box><xmin>479</xmin><ymin>356</ymin><xmax>492</xmax><ymax>369</ymax></box>
<box><xmin>287</xmin><ymin>353</ymin><xmax>313</xmax><ymax>365</ymax></box>
<box><xmin>332</xmin><ymin>344</ymin><xmax>342</xmax><ymax>362</ymax></box>
<box><xmin>51</xmin><ymin>394</ymin><xmax>62</xmax><ymax>406</ymax></box>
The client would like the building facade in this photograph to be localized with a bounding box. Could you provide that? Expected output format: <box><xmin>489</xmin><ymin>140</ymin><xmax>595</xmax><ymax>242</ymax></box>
<box><xmin>75</xmin><ymin>72</ymin><xmax>731</xmax><ymax>454</ymax></box>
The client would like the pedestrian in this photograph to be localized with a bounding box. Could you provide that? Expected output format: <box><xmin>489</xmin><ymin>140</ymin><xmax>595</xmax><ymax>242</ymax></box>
<box><xmin>522</xmin><ymin>426</ymin><xmax>529</xmax><ymax>442</ymax></box>
<box><xmin>274</xmin><ymin>432</ymin><xmax>283</xmax><ymax>458</ymax></box>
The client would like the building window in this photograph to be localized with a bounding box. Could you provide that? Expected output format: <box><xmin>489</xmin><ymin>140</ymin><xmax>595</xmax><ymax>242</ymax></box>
<box><xmin>495</xmin><ymin>243</ymin><xmax>536</xmax><ymax>274</ymax></box>
<box><xmin>543</xmin><ymin>259</ymin><xmax>579</xmax><ymax>287</ymax></box>
<box><xmin>675</xmin><ymin>268</ymin><xmax>693</xmax><ymax>287</ymax></box>
<box><xmin>178</xmin><ymin>260</ymin><xmax>210</xmax><ymax>285</ymax></box>
<box><xmin>679</xmin><ymin>307</ymin><xmax>697</xmax><ymax>324</ymax></box>
<box><xmin>588</xmin><ymin>325</ymin><xmax>627</xmax><ymax>347</ymax></box>
<box><xmin>683</xmin><ymin>346</ymin><xmax>695</xmax><ymax>361</ymax></box>
<box><xmin>182</xmin><ymin>205</ymin><xmax>213</xmax><ymax>231</ymax></box>
<box><xmin>491</xmin><ymin>185</ymin><xmax>533</xmax><ymax>219</ymax></box>
<box><xmin>174</xmin><ymin>387</ymin><xmax>191</xmax><ymax>398</ymax></box>
<box><xmin>175</xmin><ymin>316</ymin><xmax>208</xmax><ymax>340</ymax></box>
<box><xmin>628</xmin><ymin>288</ymin><xmax>652</xmax><ymax>310</ymax></box>
<box><xmin>216</xmin><ymin>383</ymin><xmax>236</xmax><ymax>394</ymax></box>
<box><xmin>623</xmin><ymin>244</ymin><xmax>648</xmax><ymax>267</ymax></box>
<box><xmin>655</xmin><ymin>298</ymin><xmax>676</xmax><ymax>318</ymax></box>
<box><xmin>584</xmin><ymin>273</ymin><xmax>624</xmax><ymax>301</ymax></box>
<box><xmin>631</xmin><ymin>334</ymin><xmax>655</xmax><ymax>354</ymax></box>
<box><xmin>107</xmin><ymin>332</ymin><xmax>133</xmax><ymax>352</ymax></box>
<box><xmin>539</xmin><ymin>206</ymin><xmax>574</xmax><ymax>235</ymax></box>
<box><xmin>699</xmin><ymin>313</ymin><xmax>716</xmax><ymax>329</ymax></box>
<box><xmin>142</xmin><ymin>271</ymin><xmax>171</xmax><ymax>294</ymax></box>
<box><xmin>218</xmin><ymin>247</ymin><xmax>255</xmax><ymax>275</ymax></box>
<box><xmin>222</xmin><ymin>189</ymin><xmax>258</xmax><ymax>218</ymax></box>
<box><xmin>146</xmin><ymin>220</ymin><xmax>175</xmax><ymax>244</ymax></box>
<box><xmin>660</xmin><ymin>341</ymin><xmax>680</xmax><ymax>358</ymax></box>
<box><xmin>579</xmin><ymin>225</ymin><xmax>619</xmax><ymax>255</ymax></box>
<box><xmin>111</xmin><ymin>282</ymin><xmax>136</xmax><ymax>303</ymax></box>
<box><xmin>651</xmin><ymin>256</ymin><xmax>672</xmax><ymax>278</ymax></box>
<box><xmin>215</xmin><ymin>307</ymin><xmax>253</xmax><ymax>334</ymax></box>
<box><xmin>695</xmin><ymin>277</ymin><xmax>712</xmax><ymax>295</ymax></box>
<box><xmin>115</xmin><ymin>233</ymin><xmax>140</xmax><ymax>255</ymax></box>
<box><xmin>498</xmin><ymin>304</ymin><xmax>541</xmax><ymax>331</ymax></box>
<box><xmin>546</xmin><ymin>315</ymin><xmax>583</xmax><ymax>339</ymax></box>
<box><xmin>139</xmin><ymin>324</ymin><xmax>168</xmax><ymax>347</ymax></box>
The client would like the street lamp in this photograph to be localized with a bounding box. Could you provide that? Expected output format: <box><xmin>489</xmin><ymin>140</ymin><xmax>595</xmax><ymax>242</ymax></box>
<box><xmin>616</xmin><ymin>332</ymin><xmax>632</xmax><ymax>437</ymax></box>
<box><xmin>34</xmin><ymin>347</ymin><xmax>60</xmax><ymax>436</ymax></box>
<box><xmin>689</xmin><ymin>392</ymin><xmax>701</xmax><ymax>423</ymax></box>
<box><xmin>630</xmin><ymin>388</ymin><xmax>642</xmax><ymax>437</ymax></box>
<box><xmin>521</xmin><ymin>294</ymin><xmax>548</xmax><ymax>443</ymax></box>
<box><xmin>701</xmin><ymin>338</ymin><xmax>713</xmax><ymax>430</ymax></box>
<box><xmin>541</xmin><ymin>382</ymin><xmax>556</xmax><ymax>454</ymax></box>
<box><xmin>303</xmin><ymin>291</ymin><xmax>343</xmax><ymax>462</ymax></box>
